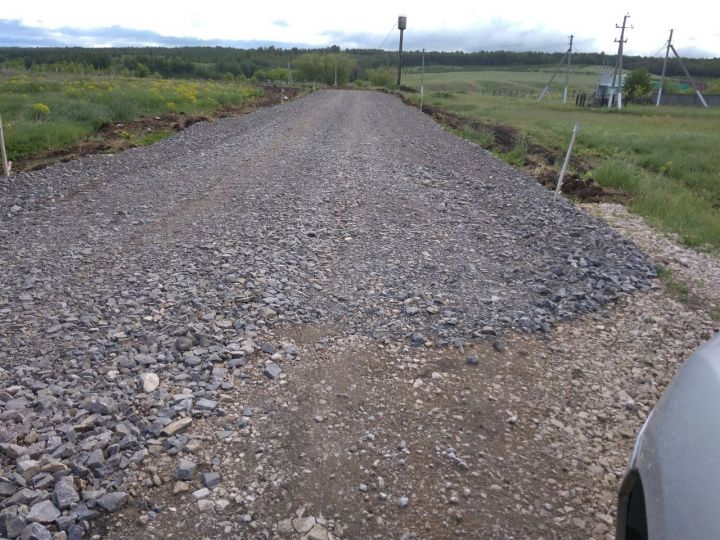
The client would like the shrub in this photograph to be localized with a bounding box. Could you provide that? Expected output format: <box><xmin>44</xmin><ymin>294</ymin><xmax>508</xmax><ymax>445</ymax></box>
<box><xmin>366</xmin><ymin>67</ymin><xmax>394</xmax><ymax>88</ymax></box>
<box><xmin>30</xmin><ymin>102</ymin><xmax>50</xmax><ymax>121</ymax></box>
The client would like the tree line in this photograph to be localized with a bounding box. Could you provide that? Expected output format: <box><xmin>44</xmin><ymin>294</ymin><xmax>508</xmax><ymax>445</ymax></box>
<box><xmin>1</xmin><ymin>46</ymin><xmax>719</xmax><ymax>82</ymax></box>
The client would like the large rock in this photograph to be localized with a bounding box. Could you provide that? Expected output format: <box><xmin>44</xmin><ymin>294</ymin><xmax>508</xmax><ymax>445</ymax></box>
<box><xmin>140</xmin><ymin>372</ymin><xmax>160</xmax><ymax>393</ymax></box>
<box><xmin>162</xmin><ymin>417</ymin><xmax>192</xmax><ymax>436</ymax></box>
<box><xmin>26</xmin><ymin>501</ymin><xmax>60</xmax><ymax>524</ymax></box>
<box><xmin>53</xmin><ymin>476</ymin><xmax>79</xmax><ymax>510</ymax></box>
<box><xmin>175</xmin><ymin>459</ymin><xmax>197</xmax><ymax>480</ymax></box>
<box><xmin>20</xmin><ymin>523</ymin><xmax>52</xmax><ymax>540</ymax></box>
<box><xmin>97</xmin><ymin>492</ymin><xmax>128</xmax><ymax>513</ymax></box>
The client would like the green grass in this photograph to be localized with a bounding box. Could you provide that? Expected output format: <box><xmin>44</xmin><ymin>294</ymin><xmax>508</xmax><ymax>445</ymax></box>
<box><xmin>0</xmin><ymin>72</ymin><xmax>262</xmax><ymax>161</ymax></box>
<box><xmin>404</xmin><ymin>69</ymin><xmax>720</xmax><ymax>251</ymax></box>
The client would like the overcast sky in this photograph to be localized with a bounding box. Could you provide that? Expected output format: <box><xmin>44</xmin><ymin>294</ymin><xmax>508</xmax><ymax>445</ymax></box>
<box><xmin>2</xmin><ymin>0</ymin><xmax>718</xmax><ymax>57</ymax></box>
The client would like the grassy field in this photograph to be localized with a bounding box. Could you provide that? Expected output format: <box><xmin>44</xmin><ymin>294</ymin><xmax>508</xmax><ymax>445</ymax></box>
<box><xmin>0</xmin><ymin>72</ymin><xmax>262</xmax><ymax>162</ymax></box>
<box><xmin>406</xmin><ymin>68</ymin><xmax>600</xmax><ymax>96</ymax></box>
<box><xmin>403</xmin><ymin>69</ymin><xmax>720</xmax><ymax>251</ymax></box>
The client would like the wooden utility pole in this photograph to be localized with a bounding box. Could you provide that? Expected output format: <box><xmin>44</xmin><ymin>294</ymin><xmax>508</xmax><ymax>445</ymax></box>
<box><xmin>397</xmin><ymin>16</ymin><xmax>407</xmax><ymax>88</ymax></box>
<box><xmin>610</xmin><ymin>14</ymin><xmax>631</xmax><ymax>110</ymax></box>
<box><xmin>563</xmin><ymin>35</ymin><xmax>574</xmax><ymax>104</ymax></box>
<box><xmin>420</xmin><ymin>48</ymin><xmax>425</xmax><ymax>112</ymax></box>
<box><xmin>656</xmin><ymin>29</ymin><xmax>673</xmax><ymax>106</ymax></box>
<box><xmin>656</xmin><ymin>30</ymin><xmax>709</xmax><ymax>108</ymax></box>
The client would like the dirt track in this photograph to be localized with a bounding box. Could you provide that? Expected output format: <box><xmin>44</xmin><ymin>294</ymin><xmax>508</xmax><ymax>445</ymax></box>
<box><xmin>0</xmin><ymin>90</ymin><xmax>715</xmax><ymax>540</ymax></box>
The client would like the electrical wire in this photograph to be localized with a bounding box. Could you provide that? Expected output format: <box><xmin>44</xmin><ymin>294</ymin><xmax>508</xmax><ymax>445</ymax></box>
<box><xmin>649</xmin><ymin>41</ymin><xmax>669</xmax><ymax>57</ymax></box>
<box><xmin>377</xmin><ymin>22</ymin><xmax>397</xmax><ymax>50</ymax></box>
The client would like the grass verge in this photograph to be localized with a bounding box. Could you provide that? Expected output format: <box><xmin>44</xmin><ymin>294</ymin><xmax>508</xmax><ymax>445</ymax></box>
<box><xmin>0</xmin><ymin>72</ymin><xmax>302</xmax><ymax>169</ymax></box>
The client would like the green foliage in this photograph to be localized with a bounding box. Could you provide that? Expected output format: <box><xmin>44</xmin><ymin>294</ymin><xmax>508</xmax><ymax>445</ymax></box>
<box><xmin>592</xmin><ymin>160</ymin><xmax>640</xmax><ymax>194</ymax></box>
<box><xmin>293</xmin><ymin>53</ymin><xmax>355</xmax><ymax>85</ymax></box>
<box><xmin>3</xmin><ymin>46</ymin><xmax>720</xmax><ymax>81</ymax></box>
<box><xmin>625</xmin><ymin>68</ymin><xmax>653</xmax><ymax>99</ymax></box>
<box><xmin>30</xmin><ymin>102</ymin><xmax>50</xmax><ymax>121</ymax></box>
<box><xmin>502</xmin><ymin>139</ymin><xmax>528</xmax><ymax>167</ymax></box>
<box><xmin>0</xmin><ymin>72</ymin><xmax>261</xmax><ymax>160</ymax></box>
<box><xmin>366</xmin><ymin>67</ymin><xmax>394</xmax><ymax>88</ymax></box>
<box><xmin>253</xmin><ymin>67</ymin><xmax>288</xmax><ymax>81</ymax></box>
<box><xmin>134</xmin><ymin>62</ymin><xmax>151</xmax><ymax>78</ymax></box>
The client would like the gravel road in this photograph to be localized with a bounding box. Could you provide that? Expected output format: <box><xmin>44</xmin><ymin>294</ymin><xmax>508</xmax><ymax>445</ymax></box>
<box><xmin>1</xmin><ymin>89</ymin><xmax>708</xmax><ymax>540</ymax></box>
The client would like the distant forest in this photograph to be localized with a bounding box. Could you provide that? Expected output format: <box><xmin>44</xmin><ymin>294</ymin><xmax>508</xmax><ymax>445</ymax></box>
<box><xmin>1</xmin><ymin>46</ymin><xmax>719</xmax><ymax>80</ymax></box>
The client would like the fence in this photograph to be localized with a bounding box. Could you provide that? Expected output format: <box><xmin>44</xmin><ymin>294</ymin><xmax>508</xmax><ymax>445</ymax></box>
<box><xmin>651</xmin><ymin>92</ymin><xmax>720</xmax><ymax>107</ymax></box>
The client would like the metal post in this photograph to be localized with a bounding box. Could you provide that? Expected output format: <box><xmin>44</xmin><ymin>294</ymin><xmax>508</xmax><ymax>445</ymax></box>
<box><xmin>0</xmin><ymin>114</ymin><xmax>9</xmax><ymax>178</ymax></box>
<box><xmin>656</xmin><ymin>29</ymin><xmax>673</xmax><ymax>106</ymax></box>
<box><xmin>420</xmin><ymin>49</ymin><xmax>425</xmax><ymax>112</ymax></box>
<box><xmin>555</xmin><ymin>123</ymin><xmax>580</xmax><ymax>197</ymax></box>
<box><xmin>671</xmin><ymin>44</ymin><xmax>709</xmax><ymax>108</ymax></box>
<box><xmin>397</xmin><ymin>16</ymin><xmax>407</xmax><ymax>88</ymax></box>
<box><xmin>563</xmin><ymin>35</ymin><xmax>573</xmax><ymax>104</ymax></box>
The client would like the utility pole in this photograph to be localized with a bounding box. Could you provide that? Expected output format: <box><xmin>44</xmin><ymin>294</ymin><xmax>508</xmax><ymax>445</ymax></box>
<box><xmin>670</xmin><ymin>43</ymin><xmax>709</xmax><ymax>108</ymax></box>
<box><xmin>397</xmin><ymin>15</ymin><xmax>407</xmax><ymax>88</ymax></box>
<box><xmin>420</xmin><ymin>48</ymin><xmax>425</xmax><ymax>112</ymax></box>
<box><xmin>538</xmin><ymin>50</ymin><xmax>569</xmax><ymax>101</ymax></box>
<box><xmin>563</xmin><ymin>35</ymin><xmax>573</xmax><ymax>104</ymax></box>
<box><xmin>656</xmin><ymin>29</ymin><xmax>672</xmax><ymax>106</ymax></box>
<box><xmin>609</xmin><ymin>14</ymin><xmax>630</xmax><ymax>110</ymax></box>
<box><xmin>287</xmin><ymin>61</ymin><xmax>293</xmax><ymax>84</ymax></box>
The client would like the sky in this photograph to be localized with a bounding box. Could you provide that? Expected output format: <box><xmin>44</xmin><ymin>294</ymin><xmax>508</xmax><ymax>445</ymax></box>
<box><xmin>1</xmin><ymin>0</ymin><xmax>718</xmax><ymax>57</ymax></box>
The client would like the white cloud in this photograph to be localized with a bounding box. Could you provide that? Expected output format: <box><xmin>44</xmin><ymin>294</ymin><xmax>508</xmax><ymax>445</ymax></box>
<box><xmin>3</xmin><ymin>0</ymin><xmax>719</xmax><ymax>56</ymax></box>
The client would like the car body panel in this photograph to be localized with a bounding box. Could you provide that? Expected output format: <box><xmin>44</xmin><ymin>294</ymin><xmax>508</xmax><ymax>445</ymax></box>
<box><xmin>617</xmin><ymin>332</ymin><xmax>720</xmax><ymax>539</ymax></box>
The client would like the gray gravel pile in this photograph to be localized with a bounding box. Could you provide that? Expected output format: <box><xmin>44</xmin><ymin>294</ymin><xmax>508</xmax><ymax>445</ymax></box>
<box><xmin>0</xmin><ymin>90</ymin><xmax>653</xmax><ymax>537</ymax></box>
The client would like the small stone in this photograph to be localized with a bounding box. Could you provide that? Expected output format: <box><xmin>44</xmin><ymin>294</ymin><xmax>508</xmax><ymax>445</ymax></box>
<box><xmin>195</xmin><ymin>398</ymin><xmax>217</xmax><ymax>411</ymax></box>
<box><xmin>175</xmin><ymin>336</ymin><xmax>193</xmax><ymax>351</ymax></box>
<box><xmin>20</xmin><ymin>523</ymin><xmax>51</xmax><ymax>540</ymax></box>
<box><xmin>258</xmin><ymin>307</ymin><xmax>276</xmax><ymax>319</ymax></box>
<box><xmin>197</xmin><ymin>499</ymin><xmax>215</xmax><ymax>512</ymax></box>
<box><xmin>89</xmin><ymin>397</ymin><xmax>116</xmax><ymax>415</ymax></box>
<box><xmin>358</xmin><ymin>483</ymin><xmax>368</xmax><ymax>492</ymax></box>
<box><xmin>6</xmin><ymin>515</ymin><xmax>28</xmax><ymax>538</ymax></box>
<box><xmin>163</xmin><ymin>417</ymin><xmax>192</xmax><ymax>436</ymax></box>
<box><xmin>17</xmin><ymin>460</ymin><xmax>41</xmax><ymax>478</ymax></box>
<box><xmin>396</xmin><ymin>496</ymin><xmax>409</xmax><ymax>508</ymax></box>
<box><xmin>175</xmin><ymin>459</ymin><xmax>197</xmax><ymax>480</ymax></box>
<box><xmin>492</xmin><ymin>339</ymin><xmax>505</xmax><ymax>353</ymax></box>
<box><xmin>466</xmin><ymin>355</ymin><xmax>479</xmax><ymax>366</ymax></box>
<box><xmin>97</xmin><ymin>492</ymin><xmax>128</xmax><ymax>513</ymax></box>
<box><xmin>292</xmin><ymin>516</ymin><xmax>315</xmax><ymax>533</ymax></box>
<box><xmin>192</xmin><ymin>487</ymin><xmax>210</xmax><ymax>500</ymax></box>
<box><xmin>304</xmin><ymin>524</ymin><xmax>329</xmax><ymax>540</ymax></box>
<box><xmin>140</xmin><ymin>373</ymin><xmax>160</xmax><ymax>393</ymax></box>
<box><xmin>264</xmin><ymin>363</ymin><xmax>282</xmax><ymax>379</ymax></box>
<box><xmin>173</xmin><ymin>481</ymin><xmax>190</xmax><ymax>495</ymax></box>
<box><xmin>66</xmin><ymin>525</ymin><xmax>84</xmax><ymax>540</ymax></box>
<box><xmin>202</xmin><ymin>471</ymin><xmax>221</xmax><ymax>488</ymax></box>
<box><xmin>53</xmin><ymin>476</ymin><xmax>79</xmax><ymax>510</ymax></box>
<box><xmin>277</xmin><ymin>519</ymin><xmax>294</xmax><ymax>534</ymax></box>
<box><xmin>26</xmin><ymin>500</ymin><xmax>60</xmax><ymax>524</ymax></box>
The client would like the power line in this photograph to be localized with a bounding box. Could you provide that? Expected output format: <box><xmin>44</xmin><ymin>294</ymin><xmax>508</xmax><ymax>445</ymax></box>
<box><xmin>377</xmin><ymin>22</ymin><xmax>397</xmax><ymax>49</ymax></box>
